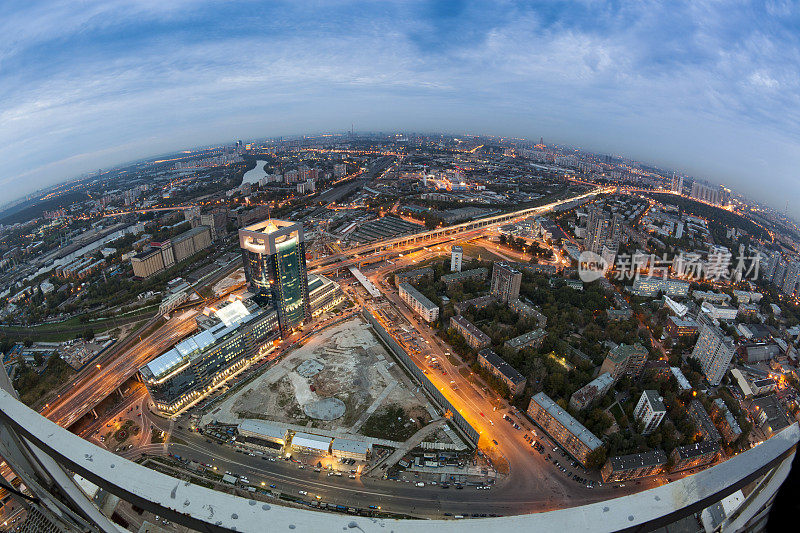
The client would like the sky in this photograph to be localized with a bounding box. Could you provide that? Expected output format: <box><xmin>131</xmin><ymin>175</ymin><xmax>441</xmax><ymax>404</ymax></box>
<box><xmin>1</xmin><ymin>0</ymin><xmax>799</xmax><ymax>216</ymax></box>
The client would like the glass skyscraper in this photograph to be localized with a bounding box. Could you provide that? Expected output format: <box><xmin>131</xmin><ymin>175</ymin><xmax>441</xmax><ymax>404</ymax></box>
<box><xmin>239</xmin><ymin>219</ymin><xmax>311</xmax><ymax>336</ymax></box>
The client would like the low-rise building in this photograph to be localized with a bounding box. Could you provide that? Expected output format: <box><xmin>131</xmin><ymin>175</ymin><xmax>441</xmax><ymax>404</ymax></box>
<box><xmin>477</xmin><ymin>349</ymin><xmax>527</xmax><ymax>396</ymax></box>
<box><xmin>601</xmin><ymin>450</ymin><xmax>667</xmax><ymax>483</ymax></box>
<box><xmin>600</xmin><ymin>343</ymin><xmax>648</xmax><ymax>381</ymax></box>
<box><xmin>750</xmin><ymin>394</ymin><xmax>790</xmax><ymax>438</ymax></box>
<box><xmin>670</xmin><ymin>366</ymin><xmax>692</xmax><ymax>390</ymax></box>
<box><xmin>440</xmin><ymin>267</ymin><xmax>488</xmax><ymax>287</ymax></box>
<box><xmin>290</xmin><ymin>433</ymin><xmax>331</xmax><ymax>455</ymax></box>
<box><xmin>569</xmin><ymin>372</ymin><xmax>614</xmax><ymax>411</ymax></box>
<box><xmin>236</xmin><ymin>419</ymin><xmax>287</xmax><ymax>452</ymax></box>
<box><xmin>510</xmin><ymin>299</ymin><xmax>547</xmax><ymax>327</ymax></box>
<box><xmin>395</xmin><ymin>267</ymin><xmax>434</xmax><ymax>287</ymax></box>
<box><xmin>527</xmin><ymin>392</ymin><xmax>603</xmax><ymax>467</ymax></box>
<box><xmin>711</xmin><ymin>398</ymin><xmax>742</xmax><ymax>444</ymax></box>
<box><xmin>670</xmin><ymin>441</ymin><xmax>721</xmax><ymax>473</ymax></box>
<box><xmin>504</xmin><ymin>329</ymin><xmax>547</xmax><ymax>352</ymax></box>
<box><xmin>331</xmin><ymin>438</ymin><xmax>371</xmax><ymax>461</ymax></box>
<box><xmin>701</xmin><ymin>302</ymin><xmax>738</xmax><ymax>321</ymax></box>
<box><xmin>665</xmin><ymin>316</ymin><xmax>698</xmax><ymax>338</ymax></box>
<box><xmin>398</xmin><ymin>282</ymin><xmax>439</xmax><ymax>322</ymax></box>
<box><xmin>449</xmin><ymin>315</ymin><xmax>491</xmax><ymax>349</ymax></box>
<box><xmin>688</xmin><ymin>399</ymin><xmax>721</xmax><ymax>443</ymax></box>
<box><xmin>453</xmin><ymin>295</ymin><xmax>496</xmax><ymax>314</ymax></box>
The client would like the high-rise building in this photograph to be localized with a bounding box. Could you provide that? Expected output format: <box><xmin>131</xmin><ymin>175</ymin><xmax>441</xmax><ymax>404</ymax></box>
<box><xmin>691</xmin><ymin>315</ymin><xmax>736</xmax><ymax>386</ymax></box>
<box><xmin>690</xmin><ymin>181</ymin><xmax>724</xmax><ymax>206</ymax></box>
<box><xmin>781</xmin><ymin>260</ymin><xmax>800</xmax><ymax>297</ymax></box>
<box><xmin>586</xmin><ymin>205</ymin><xmax>622</xmax><ymax>256</ymax></box>
<box><xmin>239</xmin><ymin>219</ymin><xmax>311</xmax><ymax>336</ymax></box>
<box><xmin>670</xmin><ymin>175</ymin><xmax>684</xmax><ymax>194</ymax></box>
<box><xmin>491</xmin><ymin>262</ymin><xmax>522</xmax><ymax>303</ymax></box>
<box><xmin>634</xmin><ymin>390</ymin><xmax>666</xmax><ymax>434</ymax></box>
<box><xmin>450</xmin><ymin>245</ymin><xmax>463</xmax><ymax>272</ymax></box>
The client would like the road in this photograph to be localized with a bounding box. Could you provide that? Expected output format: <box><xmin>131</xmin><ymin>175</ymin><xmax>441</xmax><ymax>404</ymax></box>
<box><xmin>40</xmin><ymin>311</ymin><xmax>199</xmax><ymax>428</ymax></box>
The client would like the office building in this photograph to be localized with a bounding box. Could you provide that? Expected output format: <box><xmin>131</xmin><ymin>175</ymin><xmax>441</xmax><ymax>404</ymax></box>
<box><xmin>398</xmin><ymin>282</ymin><xmax>439</xmax><ymax>322</ymax></box>
<box><xmin>600</xmin><ymin>343</ymin><xmax>648</xmax><ymax>382</ymax></box>
<box><xmin>527</xmin><ymin>392</ymin><xmax>602</xmax><ymax>466</ymax></box>
<box><xmin>490</xmin><ymin>262</ymin><xmax>522</xmax><ymax>303</ymax></box>
<box><xmin>239</xmin><ymin>219</ymin><xmax>311</xmax><ymax>336</ymax></box>
<box><xmin>394</xmin><ymin>267</ymin><xmax>434</xmax><ymax>287</ymax></box>
<box><xmin>601</xmin><ymin>450</ymin><xmax>667</xmax><ymax>483</ymax></box>
<box><xmin>504</xmin><ymin>329</ymin><xmax>546</xmax><ymax>352</ymax></box>
<box><xmin>440</xmin><ymin>267</ymin><xmax>487</xmax><ymax>287</ymax></box>
<box><xmin>670</xmin><ymin>441</ymin><xmax>721</xmax><ymax>473</ymax></box>
<box><xmin>634</xmin><ymin>390</ymin><xmax>666</xmax><ymax>434</ymax></box>
<box><xmin>200</xmin><ymin>209</ymin><xmax>229</xmax><ymax>240</ymax></box>
<box><xmin>130</xmin><ymin>226</ymin><xmax>212</xmax><ymax>279</ymax></box>
<box><xmin>307</xmin><ymin>273</ymin><xmax>344</xmax><ymax>316</ymax></box>
<box><xmin>569</xmin><ymin>372</ymin><xmax>614</xmax><ymax>411</ymax></box>
<box><xmin>711</xmin><ymin>398</ymin><xmax>742</xmax><ymax>444</ymax></box>
<box><xmin>450</xmin><ymin>245</ymin><xmax>463</xmax><ymax>272</ymax></box>
<box><xmin>700</xmin><ymin>302</ymin><xmax>738</xmax><ymax>321</ymax></box>
<box><xmin>691</xmin><ymin>316</ymin><xmax>736</xmax><ymax>386</ymax></box>
<box><xmin>140</xmin><ymin>297</ymin><xmax>279</xmax><ymax>413</ymax></box>
<box><xmin>450</xmin><ymin>315</ymin><xmax>491</xmax><ymax>349</ymax></box>
<box><xmin>688</xmin><ymin>399</ymin><xmax>722</xmax><ymax>443</ymax></box>
<box><xmin>477</xmin><ymin>349</ymin><xmax>527</xmax><ymax>396</ymax></box>
<box><xmin>630</xmin><ymin>277</ymin><xmax>690</xmax><ymax>297</ymax></box>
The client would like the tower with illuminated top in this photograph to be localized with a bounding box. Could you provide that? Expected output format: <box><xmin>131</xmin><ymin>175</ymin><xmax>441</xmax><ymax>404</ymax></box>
<box><xmin>239</xmin><ymin>219</ymin><xmax>311</xmax><ymax>336</ymax></box>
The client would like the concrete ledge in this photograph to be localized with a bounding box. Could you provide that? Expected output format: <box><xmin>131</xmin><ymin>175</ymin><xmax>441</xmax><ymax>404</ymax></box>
<box><xmin>0</xmin><ymin>388</ymin><xmax>797</xmax><ymax>533</ymax></box>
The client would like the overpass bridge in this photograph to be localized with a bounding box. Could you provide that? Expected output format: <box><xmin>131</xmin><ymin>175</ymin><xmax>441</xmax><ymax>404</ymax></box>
<box><xmin>308</xmin><ymin>187</ymin><xmax>610</xmax><ymax>269</ymax></box>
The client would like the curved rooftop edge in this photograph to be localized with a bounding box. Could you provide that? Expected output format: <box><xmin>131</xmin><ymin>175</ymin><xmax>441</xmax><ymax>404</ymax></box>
<box><xmin>0</xmin><ymin>388</ymin><xmax>797</xmax><ymax>533</ymax></box>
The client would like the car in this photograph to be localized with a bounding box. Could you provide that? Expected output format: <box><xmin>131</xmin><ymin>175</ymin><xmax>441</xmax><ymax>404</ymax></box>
<box><xmin>492</xmin><ymin>439</ymin><xmax>498</xmax><ymax>446</ymax></box>
<box><xmin>298</xmin><ymin>490</ymin><xmax>308</xmax><ymax>495</ymax></box>
<box><xmin>269</xmin><ymin>484</ymin><xmax>276</xmax><ymax>488</ymax></box>
<box><xmin>415</xmin><ymin>482</ymin><xmax>424</xmax><ymax>487</ymax></box>
<box><xmin>349</xmin><ymin>475</ymin><xmax>356</xmax><ymax>479</ymax></box>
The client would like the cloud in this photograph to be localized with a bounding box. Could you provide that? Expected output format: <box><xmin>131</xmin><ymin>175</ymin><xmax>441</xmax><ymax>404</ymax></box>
<box><xmin>0</xmin><ymin>1</ymin><xmax>799</xmax><ymax>216</ymax></box>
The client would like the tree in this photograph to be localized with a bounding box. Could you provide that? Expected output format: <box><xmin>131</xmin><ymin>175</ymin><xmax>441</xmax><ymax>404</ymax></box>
<box><xmin>585</xmin><ymin>447</ymin><xmax>607</xmax><ymax>470</ymax></box>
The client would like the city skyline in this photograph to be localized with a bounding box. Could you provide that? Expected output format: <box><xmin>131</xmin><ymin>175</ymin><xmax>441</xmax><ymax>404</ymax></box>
<box><xmin>2</xmin><ymin>1</ymin><xmax>799</xmax><ymax>217</ymax></box>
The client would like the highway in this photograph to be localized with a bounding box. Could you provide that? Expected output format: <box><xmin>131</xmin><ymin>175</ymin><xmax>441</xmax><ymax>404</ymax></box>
<box><xmin>40</xmin><ymin>311</ymin><xmax>199</xmax><ymax>428</ymax></box>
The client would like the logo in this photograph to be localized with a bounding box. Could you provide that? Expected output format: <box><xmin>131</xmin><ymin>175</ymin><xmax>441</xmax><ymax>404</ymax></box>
<box><xmin>578</xmin><ymin>251</ymin><xmax>609</xmax><ymax>282</ymax></box>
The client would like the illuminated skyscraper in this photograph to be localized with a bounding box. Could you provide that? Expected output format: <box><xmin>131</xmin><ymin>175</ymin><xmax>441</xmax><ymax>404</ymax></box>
<box><xmin>239</xmin><ymin>219</ymin><xmax>311</xmax><ymax>335</ymax></box>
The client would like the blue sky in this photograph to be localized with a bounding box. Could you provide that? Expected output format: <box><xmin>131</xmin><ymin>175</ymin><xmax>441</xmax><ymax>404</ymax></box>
<box><xmin>1</xmin><ymin>1</ymin><xmax>799</xmax><ymax>215</ymax></box>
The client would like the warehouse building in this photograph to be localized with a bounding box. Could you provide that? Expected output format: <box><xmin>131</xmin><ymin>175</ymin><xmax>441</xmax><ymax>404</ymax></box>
<box><xmin>331</xmin><ymin>439</ymin><xmax>371</xmax><ymax>461</ymax></box>
<box><xmin>290</xmin><ymin>433</ymin><xmax>331</xmax><ymax>455</ymax></box>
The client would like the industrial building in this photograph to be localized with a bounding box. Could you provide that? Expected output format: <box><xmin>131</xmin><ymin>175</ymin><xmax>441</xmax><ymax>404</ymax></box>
<box><xmin>290</xmin><ymin>432</ymin><xmax>332</xmax><ymax>455</ymax></box>
<box><xmin>236</xmin><ymin>419</ymin><xmax>288</xmax><ymax>452</ymax></box>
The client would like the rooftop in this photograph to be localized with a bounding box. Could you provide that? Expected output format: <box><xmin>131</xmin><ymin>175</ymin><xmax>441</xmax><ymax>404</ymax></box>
<box><xmin>673</xmin><ymin>440</ymin><xmax>721</xmax><ymax>460</ymax></box>
<box><xmin>608</xmin><ymin>449</ymin><xmax>668</xmax><ymax>471</ymax></box>
<box><xmin>479</xmin><ymin>349</ymin><xmax>526</xmax><ymax>386</ymax></box>
<box><xmin>399</xmin><ymin>282</ymin><xmax>438</xmax><ymax>311</ymax></box>
<box><xmin>505</xmin><ymin>329</ymin><xmax>547</xmax><ymax>348</ymax></box>
<box><xmin>642</xmin><ymin>390</ymin><xmax>666</xmax><ymax>412</ymax></box>
<box><xmin>530</xmin><ymin>392</ymin><xmax>603</xmax><ymax>450</ymax></box>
